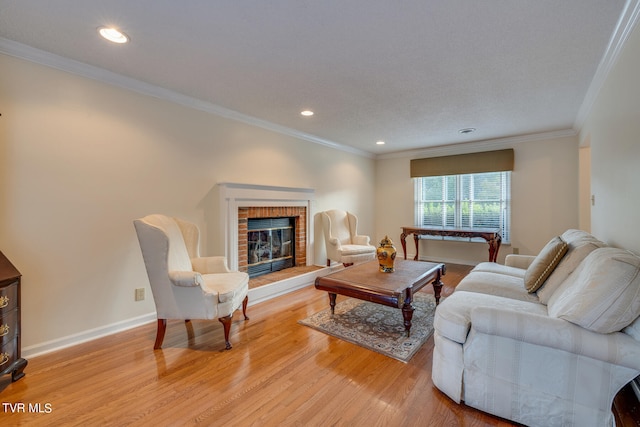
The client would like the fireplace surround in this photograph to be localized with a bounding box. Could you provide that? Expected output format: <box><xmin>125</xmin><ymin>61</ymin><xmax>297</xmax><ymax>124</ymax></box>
<box><xmin>240</xmin><ymin>208</ymin><xmax>306</xmax><ymax>277</ymax></box>
<box><xmin>216</xmin><ymin>183</ymin><xmax>315</xmax><ymax>274</ymax></box>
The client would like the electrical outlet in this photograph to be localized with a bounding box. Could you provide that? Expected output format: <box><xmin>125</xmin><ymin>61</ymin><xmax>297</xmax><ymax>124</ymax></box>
<box><xmin>135</xmin><ymin>288</ymin><xmax>145</xmax><ymax>301</ymax></box>
<box><xmin>512</xmin><ymin>247</ymin><xmax>520</xmax><ymax>255</ymax></box>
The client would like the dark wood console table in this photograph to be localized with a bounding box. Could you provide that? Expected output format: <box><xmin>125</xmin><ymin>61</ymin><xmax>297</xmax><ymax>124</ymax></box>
<box><xmin>0</xmin><ymin>251</ymin><xmax>27</xmax><ymax>382</ymax></box>
<box><xmin>400</xmin><ymin>226</ymin><xmax>502</xmax><ymax>262</ymax></box>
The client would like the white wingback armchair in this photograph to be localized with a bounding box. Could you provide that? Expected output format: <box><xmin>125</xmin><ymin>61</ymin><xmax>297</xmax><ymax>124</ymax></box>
<box><xmin>320</xmin><ymin>209</ymin><xmax>376</xmax><ymax>266</ymax></box>
<box><xmin>134</xmin><ymin>214</ymin><xmax>249</xmax><ymax>350</ymax></box>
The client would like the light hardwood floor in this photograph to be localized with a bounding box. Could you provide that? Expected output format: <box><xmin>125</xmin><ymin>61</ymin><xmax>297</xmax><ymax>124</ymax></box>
<box><xmin>0</xmin><ymin>264</ymin><xmax>633</xmax><ymax>426</ymax></box>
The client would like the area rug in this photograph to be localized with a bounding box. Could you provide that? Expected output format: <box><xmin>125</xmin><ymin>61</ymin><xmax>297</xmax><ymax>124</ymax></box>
<box><xmin>298</xmin><ymin>293</ymin><xmax>437</xmax><ymax>363</ymax></box>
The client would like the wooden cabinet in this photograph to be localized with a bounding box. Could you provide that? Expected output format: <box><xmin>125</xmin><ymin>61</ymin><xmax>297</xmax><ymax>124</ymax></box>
<box><xmin>0</xmin><ymin>251</ymin><xmax>27</xmax><ymax>382</ymax></box>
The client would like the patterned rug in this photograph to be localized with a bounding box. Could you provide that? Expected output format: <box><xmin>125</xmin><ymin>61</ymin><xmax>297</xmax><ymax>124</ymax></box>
<box><xmin>299</xmin><ymin>292</ymin><xmax>436</xmax><ymax>363</ymax></box>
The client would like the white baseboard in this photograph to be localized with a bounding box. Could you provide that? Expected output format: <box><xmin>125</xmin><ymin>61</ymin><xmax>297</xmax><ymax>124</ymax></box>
<box><xmin>21</xmin><ymin>269</ymin><xmax>334</xmax><ymax>360</ymax></box>
<box><xmin>22</xmin><ymin>313</ymin><xmax>156</xmax><ymax>359</ymax></box>
<box><xmin>248</xmin><ymin>266</ymin><xmax>334</xmax><ymax>306</ymax></box>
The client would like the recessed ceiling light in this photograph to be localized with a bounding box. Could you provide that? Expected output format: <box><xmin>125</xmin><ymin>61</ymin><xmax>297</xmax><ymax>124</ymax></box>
<box><xmin>300</xmin><ymin>110</ymin><xmax>314</xmax><ymax>116</ymax></box>
<box><xmin>98</xmin><ymin>26</ymin><xmax>129</xmax><ymax>44</ymax></box>
<box><xmin>376</xmin><ymin>140</ymin><xmax>386</xmax><ymax>145</ymax></box>
<box><xmin>458</xmin><ymin>128</ymin><xmax>476</xmax><ymax>134</ymax></box>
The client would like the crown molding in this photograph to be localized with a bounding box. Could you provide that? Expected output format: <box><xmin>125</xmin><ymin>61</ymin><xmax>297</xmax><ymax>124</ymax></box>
<box><xmin>376</xmin><ymin>129</ymin><xmax>577</xmax><ymax>160</ymax></box>
<box><xmin>0</xmin><ymin>37</ymin><xmax>374</xmax><ymax>159</ymax></box>
<box><xmin>574</xmin><ymin>0</ymin><xmax>640</xmax><ymax>130</ymax></box>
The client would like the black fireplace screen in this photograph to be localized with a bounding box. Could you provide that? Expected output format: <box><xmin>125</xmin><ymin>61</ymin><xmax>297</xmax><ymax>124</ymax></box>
<box><xmin>247</xmin><ymin>217</ymin><xmax>294</xmax><ymax>278</ymax></box>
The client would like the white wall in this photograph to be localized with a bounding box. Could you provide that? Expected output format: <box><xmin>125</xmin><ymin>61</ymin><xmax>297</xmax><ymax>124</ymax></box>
<box><xmin>580</xmin><ymin>21</ymin><xmax>640</xmax><ymax>255</ymax></box>
<box><xmin>374</xmin><ymin>135</ymin><xmax>580</xmax><ymax>265</ymax></box>
<box><xmin>578</xmin><ymin>145</ymin><xmax>592</xmax><ymax>232</ymax></box>
<box><xmin>0</xmin><ymin>53</ymin><xmax>375</xmax><ymax>354</ymax></box>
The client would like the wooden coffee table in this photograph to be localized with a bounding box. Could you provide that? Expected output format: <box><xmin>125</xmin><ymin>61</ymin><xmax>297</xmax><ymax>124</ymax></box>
<box><xmin>314</xmin><ymin>259</ymin><xmax>446</xmax><ymax>337</ymax></box>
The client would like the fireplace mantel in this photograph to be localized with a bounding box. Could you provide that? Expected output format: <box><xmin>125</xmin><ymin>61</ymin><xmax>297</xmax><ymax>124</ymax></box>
<box><xmin>217</xmin><ymin>183</ymin><xmax>316</xmax><ymax>272</ymax></box>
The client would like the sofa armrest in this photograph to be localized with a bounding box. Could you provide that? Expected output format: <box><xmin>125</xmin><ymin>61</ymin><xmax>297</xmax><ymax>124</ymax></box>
<box><xmin>191</xmin><ymin>256</ymin><xmax>232</xmax><ymax>274</ymax></box>
<box><xmin>168</xmin><ymin>271</ymin><xmax>204</xmax><ymax>287</ymax></box>
<box><xmin>505</xmin><ymin>254</ymin><xmax>536</xmax><ymax>269</ymax></box>
<box><xmin>471</xmin><ymin>306</ymin><xmax>640</xmax><ymax>370</ymax></box>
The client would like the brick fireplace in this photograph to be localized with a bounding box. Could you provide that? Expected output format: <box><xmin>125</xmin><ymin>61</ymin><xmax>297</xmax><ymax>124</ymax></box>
<box><xmin>237</xmin><ymin>206</ymin><xmax>307</xmax><ymax>275</ymax></box>
<box><xmin>216</xmin><ymin>183</ymin><xmax>315</xmax><ymax>274</ymax></box>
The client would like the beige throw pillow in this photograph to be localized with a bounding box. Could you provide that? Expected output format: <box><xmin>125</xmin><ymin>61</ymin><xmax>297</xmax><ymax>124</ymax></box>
<box><xmin>523</xmin><ymin>236</ymin><xmax>569</xmax><ymax>293</ymax></box>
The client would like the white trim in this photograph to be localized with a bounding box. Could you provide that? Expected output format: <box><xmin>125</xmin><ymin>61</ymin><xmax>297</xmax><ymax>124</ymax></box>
<box><xmin>0</xmin><ymin>37</ymin><xmax>373</xmax><ymax>160</ymax></box>
<box><xmin>22</xmin><ymin>313</ymin><xmax>156</xmax><ymax>359</ymax></box>
<box><xmin>377</xmin><ymin>129</ymin><xmax>577</xmax><ymax>160</ymax></box>
<box><xmin>574</xmin><ymin>0</ymin><xmax>640</xmax><ymax>130</ymax></box>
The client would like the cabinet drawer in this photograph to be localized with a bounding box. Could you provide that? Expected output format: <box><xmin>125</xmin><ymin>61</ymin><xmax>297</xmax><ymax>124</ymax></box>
<box><xmin>0</xmin><ymin>338</ymin><xmax>17</xmax><ymax>375</ymax></box>
<box><xmin>0</xmin><ymin>282</ymin><xmax>18</xmax><ymax>314</ymax></box>
<box><xmin>0</xmin><ymin>308</ymin><xmax>18</xmax><ymax>346</ymax></box>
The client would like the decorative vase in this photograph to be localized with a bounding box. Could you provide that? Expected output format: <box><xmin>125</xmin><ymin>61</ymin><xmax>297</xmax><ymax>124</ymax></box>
<box><xmin>377</xmin><ymin>235</ymin><xmax>397</xmax><ymax>273</ymax></box>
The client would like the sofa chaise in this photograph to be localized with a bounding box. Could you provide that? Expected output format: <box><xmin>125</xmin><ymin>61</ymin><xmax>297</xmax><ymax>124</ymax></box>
<box><xmin>432</xmin><ymin>229</ymin><xmax>640</xmax><ymax>426</ymax></box>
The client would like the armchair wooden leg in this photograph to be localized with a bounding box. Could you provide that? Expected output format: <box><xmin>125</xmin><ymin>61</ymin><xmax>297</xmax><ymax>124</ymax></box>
<box><xmin>242</xmin><ymin>295</ymin><xmax>249</xmax><ymax>320</ymax></box>
<box><xmin>154</xmin><ymin>319</ymin><xmax>167</xmax><ymax>350</ymax></box>
<box><xmin>218</xmin><ymin>315</ymin><xmax>233</xmax><ymax>350</ymax></box>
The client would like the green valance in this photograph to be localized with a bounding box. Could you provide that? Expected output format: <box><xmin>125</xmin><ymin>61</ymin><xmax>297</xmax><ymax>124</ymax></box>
<box><xmin>410</xmin><ymin>148</ymin><xmax>514</xmax><ymax>177</ymax></box>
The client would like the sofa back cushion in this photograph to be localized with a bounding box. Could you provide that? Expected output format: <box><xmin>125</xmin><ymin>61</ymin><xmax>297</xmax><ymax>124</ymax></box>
<box><xmin>523</xmin><ymin>236</ymin><xmax>568</xmax><ymax>293</ymax></box>
<box><xmin>547</xmin><ymin>247</ymin><xmax>640</xmax><ymax>333</ymax></box>
<box><xmin>537</xmin><ymin>229</ymin><xmax>607</xmax><ymax>304</ymax></box>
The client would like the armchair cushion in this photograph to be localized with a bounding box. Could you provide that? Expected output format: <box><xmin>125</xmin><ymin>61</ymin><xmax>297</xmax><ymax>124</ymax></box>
<box><xmin>523</xmin><ymin>236</ymin><xmax>568</xmax><ymax>293</ymax></box>
<box><xmin>548</xmin><ymin>247</ymin><xmax>640</xmax><ymax>333</ymax></box>
<box><xmin>202</xmin><ymin>273</ymin><xmax>249</xmax><ymax>304</ymax></box>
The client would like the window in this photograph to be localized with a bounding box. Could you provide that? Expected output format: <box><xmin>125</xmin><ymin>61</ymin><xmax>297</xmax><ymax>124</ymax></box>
<box><xmin>414</xmin><ymin>171</ymin><xmax>511</xmax><ymax>243</ymax></box>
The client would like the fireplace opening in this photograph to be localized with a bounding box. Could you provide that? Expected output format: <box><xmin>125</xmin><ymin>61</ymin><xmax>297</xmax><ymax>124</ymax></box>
<box><xmin>247</xmin><ymin>217</ymin><xmax>295</xmax><ymax>278</ymax></box>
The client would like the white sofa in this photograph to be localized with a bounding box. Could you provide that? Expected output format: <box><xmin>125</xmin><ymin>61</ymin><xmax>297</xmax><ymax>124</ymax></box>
<box><xmin>432</xmin><ymin>229</ymin><xmax>640</xmax><ymax>427</ymax></box>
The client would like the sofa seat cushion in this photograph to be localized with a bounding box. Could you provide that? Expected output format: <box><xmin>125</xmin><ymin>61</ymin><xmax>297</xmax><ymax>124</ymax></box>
<box><xmin>537</xmin><ymin>229</ymin><xmax>607</xmax><ymax>304</ymax></box>
<box><xmin>456</xmin><ymin>271</ymin><xmax>540</xmax><ymax>303</ymax></box>
<box><xmin>471</xmin><ymin>262</ymin><xmax>526</xmax><ymax>278</ymax></box>
<box><xmin>523</xmin><ymin>236</ymin><xmax>569</xmax><ymax>293</ymax></box>
<box><xmin>548</xmin><ymin>247</ymin><xmax>640</xmax><ymax>333</ymax></box>
<box><xmin>434</xmin><ymin>291</ymin><xmax>547</xmax><ymax>344</ymax></box>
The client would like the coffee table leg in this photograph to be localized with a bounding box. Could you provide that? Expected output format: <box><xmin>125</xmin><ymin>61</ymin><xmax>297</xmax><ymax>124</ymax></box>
<box><xmin>432</xmin><ymin>280</ymin><xmax>443</xmax><ymax>305</ymax></box>
<box><xmin>402</xmin><ymin>303</ymin><xmax>414</xmax><ymax>337</ymax></box>
<box><xmin>328</xmin><ymin>293</ymin><xmax>337</xmax><ymax>315</ymax></box>
<box><xmin>432</xmin><ymin>265</ymin><xmax>446</xmax><ymax>305</ymax></box>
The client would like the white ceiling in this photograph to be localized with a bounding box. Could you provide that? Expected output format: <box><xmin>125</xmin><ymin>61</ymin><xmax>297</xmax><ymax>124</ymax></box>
<box><xmin>0</xmin><ymin>1</ymin><xmax>636</xmax><ymax>156</ymax></box>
